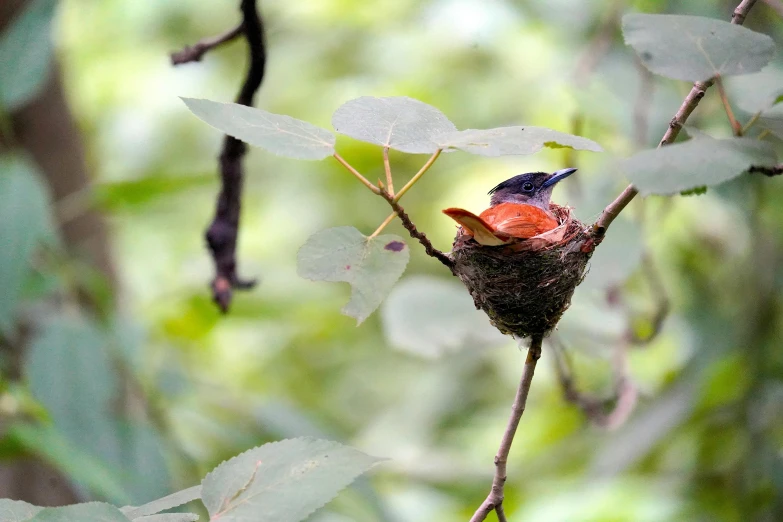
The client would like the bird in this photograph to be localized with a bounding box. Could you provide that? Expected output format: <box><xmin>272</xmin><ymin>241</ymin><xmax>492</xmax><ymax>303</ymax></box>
<box><xmin>443</xmin><ymin>168</ymin><xmax>577</xmax><ymax>246</ymax></box>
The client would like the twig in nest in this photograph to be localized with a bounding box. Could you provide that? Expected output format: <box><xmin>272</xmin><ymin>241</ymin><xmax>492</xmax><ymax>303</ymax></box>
<box><xmin>378</xmin><ymin>188</ymin><xmax>454</xmax><ymax>270</ymax></box>
<box><xmin>551</xmin><ymin>335</ymin><xmax>638</xmax><ymax>429</ymax></box>
<box><xmin>171</xmin><ymin>23</ymin><xmax>244</xmax><ymax>65</ymax></box>
<box><xmin>202</xmin><ymin>0</ymin><xmax>266</xmax><ymax>312</ymax></box>
<box><xmin>469</xmin><ymin>335</ymin><xmax>543</xmax><ymax>522</ymax></box>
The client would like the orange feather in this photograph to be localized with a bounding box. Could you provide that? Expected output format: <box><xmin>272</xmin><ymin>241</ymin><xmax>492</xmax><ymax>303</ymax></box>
<box><xmin>443</xmin><ymin>202</ymin><xmax>559</xmax><ymax>246</ymax></box>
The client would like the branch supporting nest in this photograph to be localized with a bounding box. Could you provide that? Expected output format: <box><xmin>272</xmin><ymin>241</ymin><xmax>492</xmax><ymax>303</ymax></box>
<box><xmin>378</xmin><ymin>189</ymin><xmax>454</xmax><ymax>270</ymax></box>
<box><xmin>201</xmin><ymin>0</ymin><xmax>266</xmax><ymax>312</ymax></box>
<box><xmin>469</xmin><ymin>335</ymin><xmax>543</xmax><ymax>522</ymax></box>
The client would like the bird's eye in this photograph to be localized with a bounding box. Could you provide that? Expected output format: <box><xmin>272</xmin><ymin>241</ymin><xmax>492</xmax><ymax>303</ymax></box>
<box><xmin>522</xmin><ymin>182</ymin><xmax>534</xmax><ymax>191</ymax></box>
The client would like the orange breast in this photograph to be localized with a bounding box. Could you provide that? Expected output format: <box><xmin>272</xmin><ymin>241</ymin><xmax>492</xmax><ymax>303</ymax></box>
<box><xmin>479</xmin><ymin>202</ymin><xmax>558</xmax><ymax>239</ymax></box>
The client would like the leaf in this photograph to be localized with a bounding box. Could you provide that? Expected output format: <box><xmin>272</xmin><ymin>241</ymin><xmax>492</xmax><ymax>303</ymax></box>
<box><xmin>200</xmin><ymin>437</ymin><xmax>382</xmax><ymax>522</ymax></box>
<box><xmin>122</xmin><ymin>486</ymin><xmax>202</xmax><ymax>519</ymax></box>
<box><xmin>0</xmin><ymin>499</ymin><xmax>42</xmax><ymax>522</ymax></box>
<box><xmin>132</xmin><ymin>515</ymin><xmax>199</xmax><ymax>522</ymax></box>
<box><xmin>0</xmin><ymin>157</ymin><xmax>55</xmax><ymax>334</ymax></box>
<box><xmin>297</xmin><ymin>227</ymin><xmax>410</xmax><ymax>324</ymax></box>
<box><xmin>0</xmin><ymin>0</ymin><xmax>56</xmax><ymax>109</ymax></box>
<box><xmin>727</xmin><ymin>68</ymin><xmax>783</xmax><ymax>113</ymax></box>
<box><xmin>622</xmin><ymin>137</ymin><xmax>777</xmax><ymax>195</ymax></box>
<box><xmin>331</xmin><ymin>96</ymin><xmax>457</xmax><ymax>153</ymax></box>
<box><xmin>435</xmin><ymin>126</ymin><xmax>603</xmax><ymax>156</ymax></box>
<box><xmin>380</xmin><ymin>276</ymin><xmax>506</xmax><ymax>357</ymax></box>
<box><xmin>758</xmin><ymin>104</ymin><xmax>783</xmax><ymax>140</ymax></box>
<box><xmin>181</xmin><ymin>98</ymin><xmax>336</xmax><ymax>160</ymax></box>
<box><xmin>622</xmin><ymin>14</ymin><xmax>775</xmax><ymax>82</ymax></box>
<box><xmin>680</xmin><ymin>186</ymin><xmax>707</xmax><ymax>196</ymax></box>
<box><xmin>28</xmin><ymin>503</ymin><xmax>131</xmax><ymax>522</ymax></box>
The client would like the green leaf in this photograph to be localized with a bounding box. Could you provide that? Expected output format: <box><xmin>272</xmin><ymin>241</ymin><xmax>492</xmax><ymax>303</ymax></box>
<box><xmin>200</xmin><ymin>437</ymin><xmax>382</xmax><ymax>522</ymax></box>
<box><xmin>29</xmin><ymin>503</ymin><xmax>131</xmax><ymax>522</ymax></box>
<box><xmin>131</xmin><ymin>515</ymin><xmax>199</xmax><ymax>522</ymax></box>
<box><xmin>297</xmin><ymin>227</ymin><xmax>409</xmax><ymax>324</ymax></box>
<box><xmin>0</xmin><ymin>0</ymin><xmax>57</xmax><ymax>109</ymax></box>
<box><xmin>622</xmin><ymin>138</ymin><xmax>777</xmax><ymax>195</ymax></box>
<box><xmin>380</xmin><ymin>276</ymin><xmax>505</xmax><ymax>357</ymax></box>
<box><xmin>0</xmin><ymin>157</ymin><xmax>55</xmax><ymax>335</ymax></box>
<box><xmin>181</xmin><ymin>98</ymin><xmax>336</xmax><ymax>160</ymax></box>
<box><xmin>622</xmin><ymin>14</ymin><xmax>775</xmax><ymax>82</ymax></box>
<box><xmin>122</xmin><ymin>486</ymin><xmax>202</xmax><ymax>519</ymax></box>
<box><xmin>758</xmin><ymin>104</ymin><xmax>783</xmax><ymax>140</ymax></box>
<box><xmin>0</xmin><ymin>499</ymin><xmax>43</xmax><ymax>522</ymax></box>
<box><xmin>728</xmin><ymin>68</ymin><xmax>783</xmax><ymax>113</ymax></box>
<box><xmin>680</xmin><ymin>186</ymin><xmax>708</xmax><ymax>196</ymax></box>
<box><xmin>331</xmin><ymin>96</ymin><xmax>457</xmax><ymax>153</ymax></box>
<box><xmin>435</xmin><ymin>126</ymin><xmax>603</xmax><ymax>156</ymax></box>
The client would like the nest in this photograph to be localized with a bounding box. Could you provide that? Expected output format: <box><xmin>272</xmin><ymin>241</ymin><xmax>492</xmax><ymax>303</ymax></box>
<box><xmin>449</xmin><ymin>204</ymin><xmax>595</xmax><ymax>338</ymax></box>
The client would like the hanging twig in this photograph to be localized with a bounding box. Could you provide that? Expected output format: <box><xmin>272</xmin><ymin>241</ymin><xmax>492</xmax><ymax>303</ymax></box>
<box><xmin>170</xmin><ymin>23</ymin><xmax>244</xmax><ymax>65</ymax></box>
<box><xmin>470</xmin><ymin>335</ymin><xmax>543</xmax><ymax>522</ymax></box>
<box><xmin>593</xmin><ymin>0</ymin><xmax>760</xmax><ymax>236</ymax></box>
<box><xmin>202</xmin><ymin>0</ymin><xmax>266</xmax><ymax>312</ymax></box>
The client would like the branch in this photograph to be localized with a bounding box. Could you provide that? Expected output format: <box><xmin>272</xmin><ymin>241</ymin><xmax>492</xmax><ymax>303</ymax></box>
<box><xmin>171</xmin><ymin>23</ymin><xmax>244</xmax><ymax>65</ymax></box>
<box><xmin>378</xmin><ymin>189</ymin><xmax>454</xmax><ymax>270</ymax></box>
<box><xmin>749</xmin><ymin>164</ymin><xmax>783</xmax><ymax>177</ymax></box>
<box><xmin>628</xmin><ymin>251</ymin><xmax>670</xmax><ymax>345</ymax></box>
<box><xmin>593</xmin><ymin>0</ymin><xmax>760</xmax><ymax>234</ymax></box>
<box><xmin>470</xmin><ymin>335</ymin><xmax>543</xmax><ymax>522</ymax></box>
<box><xmin>203</xmin><ymin>0</ymin><xmax>266</xmax><ymax>312</ymax></box>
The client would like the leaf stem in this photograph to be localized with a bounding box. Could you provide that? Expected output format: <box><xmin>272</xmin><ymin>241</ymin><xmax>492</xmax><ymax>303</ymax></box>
<box><xmin>393</xmin><ymin>149</ymin><xmax>442</xmax><ymax>202</ymax></box>
<box><xmin>369</xmin><ymin>211</ymin><xmax>397</xmax><ymax>238</ymax></box>
<box><xmin>714</xmin><ymin>75</ymin><xmax>742</xmax><ymax>136</ymax></box>
<box><xmin>741</xmin><ymin>111</ymin><xmax>761</xmax><ymax>135</ymax></box>
<box><xmin>758</xmin><ymin>129</ymin><xmax>771</xmax><ymax>140</ymax></box>
<box><xmin>383</xmin><ymin>147</ymin><xmax>394</xmax><ymax>195</ymax></box>
<box><xmin>332</xmin><ymin>153</ymin><xmax>381</xmax><ymax>194</ymax></box>
<box><xmin>469</xmin><ymin>335</ymin><xmax>543</xmax><ymax>522</ymax></box>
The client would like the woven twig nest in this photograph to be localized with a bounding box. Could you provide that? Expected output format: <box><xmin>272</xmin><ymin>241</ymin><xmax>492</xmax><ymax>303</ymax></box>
<box><xmin>449</xmin><ymin>204</ymin><xmax>595</xmax><ymax>338</ymax></box>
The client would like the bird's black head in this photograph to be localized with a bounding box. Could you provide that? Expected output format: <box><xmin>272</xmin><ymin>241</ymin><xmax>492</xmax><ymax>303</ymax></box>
<box><xmin>488</xmin><ymin>168</ymin><xmax>577</xmax><ymax>209</ymax></box>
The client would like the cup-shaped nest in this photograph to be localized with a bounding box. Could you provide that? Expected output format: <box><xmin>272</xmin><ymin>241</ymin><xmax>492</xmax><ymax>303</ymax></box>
<box><xmin>449</xmin><ymin>204</ymin><xmax>595</xmax><ymax>338</ymax></box>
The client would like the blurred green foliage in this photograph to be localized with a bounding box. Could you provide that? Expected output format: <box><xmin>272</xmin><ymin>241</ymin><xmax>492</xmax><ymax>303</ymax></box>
<box><xmin>2</xmin><ymin>0</ymin><xmax>783</xmax><ymax>521</ymax></box>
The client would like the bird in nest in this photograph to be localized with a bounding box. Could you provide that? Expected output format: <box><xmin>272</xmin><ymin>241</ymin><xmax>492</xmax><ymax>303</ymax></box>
<box><xmin>443</xmin><ymin>167</ymin><xmax>577</xmax><ymax>246</ymax></box>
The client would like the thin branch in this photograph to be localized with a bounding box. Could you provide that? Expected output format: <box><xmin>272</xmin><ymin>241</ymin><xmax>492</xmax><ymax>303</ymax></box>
<box><xmin>714</xmin><ymin>75</ymin><xmax>742</xmax><ymax>135</ymax></box>
<box><xmin>383</xmin><ymin>146</ymin><xmax>394</xmax><ymax>195</ymax></box>
<box><xmin>469</xmin><ymin>335</ymin><xmax>543</xmax><ymax>522</ymax></box>
<box><xmin>393</xmin><ymin>149</ymin><xmax>441</xmax><ymax>202</ymax></box>
<box><xmin>378</xmin><ymin>189</ymin><xmax>454</xmax><ymax>270</ymax></box>
<box><xmin>749</xmin><ymin>164</ymin><xmax>783</xmax><ymax>176</ymax></box>
<box><xmin>594</xmin><ymin>0</ymin><xmax>759</xmax><ymax>234</ymax></box>
<box><xmin>171</xmin><ymin>23</ymin><xmax>244</xmax><ymax>65</ymax></box>
<box><xmin>332</xmin><ymin>152</ymin><xmax>381</xmax><ymax>194</ymax></box>
<box><xmin>203</xmin><ymin>0</ymin><xmax>266</xmax><ymax>312</ymax></box>
<box><xmin>628</xmin><ymin>251</ymin><xmax>671</xmax><ymax>345</ymax></box>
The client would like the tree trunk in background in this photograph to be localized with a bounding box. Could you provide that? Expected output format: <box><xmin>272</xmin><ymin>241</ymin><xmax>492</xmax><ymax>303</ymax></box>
<box><xmin>0</xmin><ymin>0</ymin><xmax>115</xmax><ymax>505</ymax></box>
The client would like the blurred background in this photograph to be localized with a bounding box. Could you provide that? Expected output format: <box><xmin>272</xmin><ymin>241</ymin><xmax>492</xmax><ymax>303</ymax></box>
<box><xmin>1</xmin><ymin>0</ymin><xmax>783</xmax><ymax>520</ymax></box>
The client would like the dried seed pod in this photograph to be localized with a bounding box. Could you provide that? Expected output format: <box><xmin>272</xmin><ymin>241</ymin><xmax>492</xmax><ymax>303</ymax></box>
<box><xmin>449</xmin><ymin>204</ymin><xmax>595</xmax><ymax>338</ymax></box>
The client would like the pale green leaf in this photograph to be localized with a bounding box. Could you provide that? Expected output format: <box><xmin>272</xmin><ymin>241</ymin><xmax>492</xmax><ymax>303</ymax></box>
<box><xmin>297</xmin><ymin>227</ymin><xmax>409</xmax><ymax>324</ymax></box>
<box><xmin>132</xmin><ymin>515</ymin><xmax>199</xmax><ymax>522</ymax></box>
<box><xmin>29</xmin><ymin>503</ymin><xmax>131</xmax><ymax>522</ymax></box>
<box><xmin>181</xmin><ymin>98</ymin><xmax>335</xmax><ymax>160</ymax></box>
<box><xmin>435</xmin><ymin>126</ymin><xmax>603</xmax><ymax>156</ymax></box>
<box><xmin>0</xmin><ymin>157</ymin><xmax>54</xmax><ymax>334</ymax></box>
<box><xmin>758</xmin><ymin>104</ymin><xmax>783</xmax><ymax>140</ymax></box>
<box><xmin>380</xmin><ymin>276</ymin><xmax>505</xmax><ymax>357</ymax></box>
<box><xmin>122</xmin><ymin>486</ymin><xmax>202</xmax><ymax>519</ymax></box>
<box><xmin>331</xmin><ymin>96</ymin><xmax>457</xmax><ymax>153</ymax></box>
<box><xmin>200</xmin><ymin>437</ymin><xmax>382</xmax><ymax>522</ymax></box>
<box><xmin>0</xmin><ymin>0</ymin><xmax>56</xmax><ymax>109</ymax></box>
<box><xmin>622</xmin><ymin>14</ymin><xmax>775</xmax><ymax>82</ymax></box>
<box><xmin>727</xmin><ymin>68</ymin><xmax>783</xmax><ymax>113</ymax></box>
<box><xmin>0</xmin><ymin>499</ymin><xmax>42</xmax><ymax>522</ymax></box>
<box><xmin>622</xmin><ymin>138</ymin><xmax>777</xmax><ymax>195</ymax></box>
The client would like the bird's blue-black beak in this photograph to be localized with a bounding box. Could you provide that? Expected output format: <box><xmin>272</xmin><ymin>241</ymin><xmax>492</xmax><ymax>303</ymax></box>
<box><xmin>541</xmin><ymin>167</ymin><xmax>577</xmax><ymax>188</ymax></box>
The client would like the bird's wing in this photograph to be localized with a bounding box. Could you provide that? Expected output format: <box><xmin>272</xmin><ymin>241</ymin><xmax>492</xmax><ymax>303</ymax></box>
<box><xmin>481</xmin><ymin>203</ymin><xmax>559</xmax><ymax>239</ymax></box>
<box><xmin>442</xmin><ymin>208</ymin><xmax>509</xmax><ymax>246</ymax></box>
